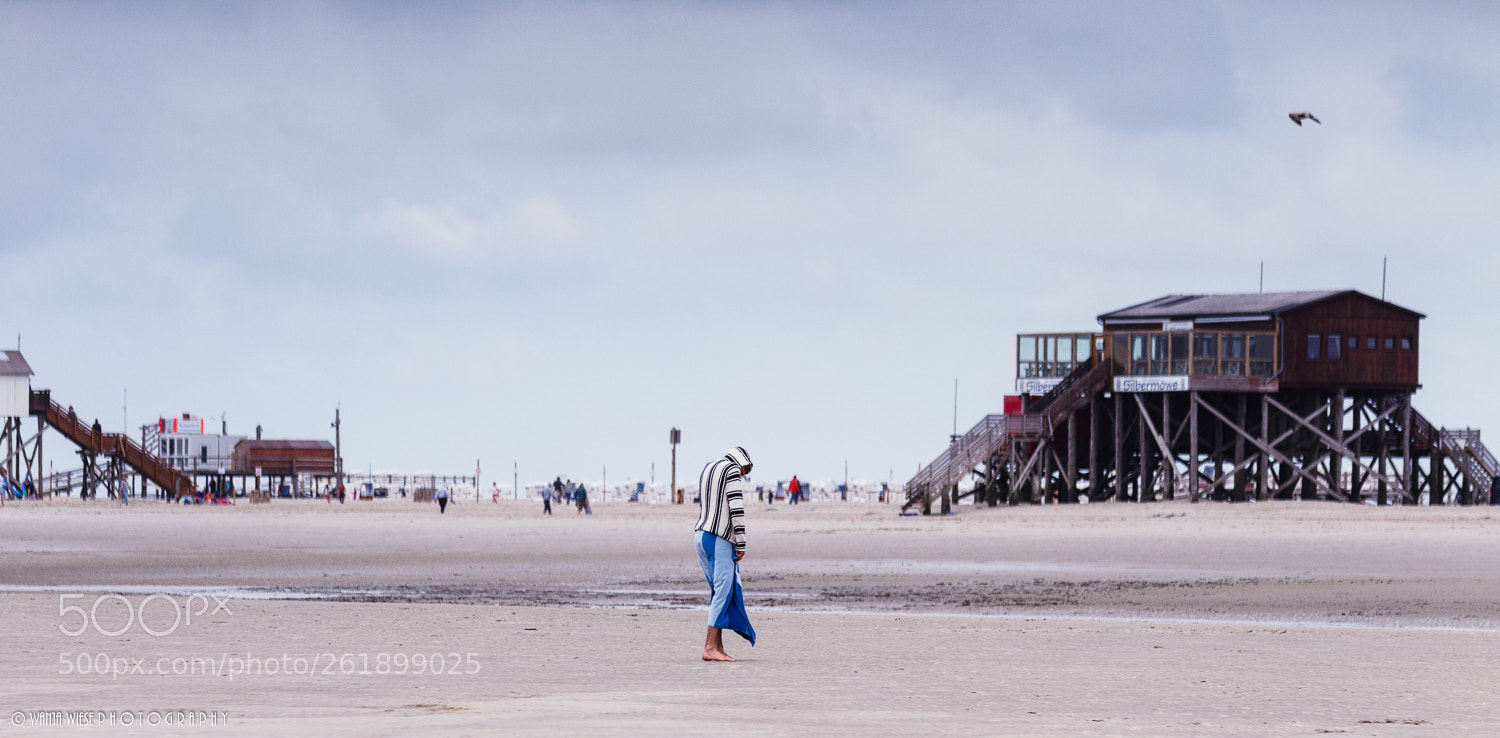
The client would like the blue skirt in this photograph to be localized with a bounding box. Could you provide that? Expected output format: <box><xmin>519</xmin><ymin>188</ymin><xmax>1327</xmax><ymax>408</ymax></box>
<box><xmin>695</xmin><ymin>531</ymin><xmax>756</xmax><ymax>645</ymax></box>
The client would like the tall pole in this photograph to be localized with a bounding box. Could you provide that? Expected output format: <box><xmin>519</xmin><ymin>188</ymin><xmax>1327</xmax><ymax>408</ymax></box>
<box><xmin>952</xmin><ymin>379</ymin><xmax>959</xmax><ymax>442</ymax></box>
<box><xmin>332</xmin><ymin>405</ymin><xmax>342</xmax><ymax>496</ymax></box>
<box><xmin>1382</xmin><ymin>256</ymin><xmax>1387</xmax><ymax>301</ymax></box>
<box><xmin>670</xmin><ymin>428</ymin><xmax>681</xmax><ymax>504</ymax></box>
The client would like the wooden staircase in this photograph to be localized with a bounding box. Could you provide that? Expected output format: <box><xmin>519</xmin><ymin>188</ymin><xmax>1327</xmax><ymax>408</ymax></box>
<box><xmin>1380</xmin><ymin>396</ymin><xmax>1494</xmax><ymax>500</ymax></box>
<box><xmin>903</xmin><ymin>358</ymin><xmax>1113</xmax><ymax>511</ymax></box>
<box><xmin>31</xmin><ymin>390</ymin><xmax>196</xmax><ymax>498</ymax></box>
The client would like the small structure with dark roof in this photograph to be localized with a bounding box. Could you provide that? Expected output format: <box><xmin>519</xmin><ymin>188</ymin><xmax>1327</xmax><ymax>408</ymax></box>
<box><xmin>0</xmin><ymin>350</ymin><xmax>34</xmax><ymax>418</ymax></box>
<box><xmin>1097</xmin><ymin>290</ymin><xmax>1423</xmax><ymax>392</ymax></box>
<box><xmin>231</xmin><ymin>439</ymin><xmax>337</xmax><ymax>477</ymax></box>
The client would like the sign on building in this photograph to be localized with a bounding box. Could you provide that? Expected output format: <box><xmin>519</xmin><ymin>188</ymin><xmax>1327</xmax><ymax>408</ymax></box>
<box><xmin>1114</xmin><ymin>376</ymin><xmax>1191</xmax><ymax>393</ymax></box>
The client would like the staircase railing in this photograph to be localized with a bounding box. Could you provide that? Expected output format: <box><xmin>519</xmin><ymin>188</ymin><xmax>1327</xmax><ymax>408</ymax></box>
<box><xmin>1030</xmin><ymin>358</ymin><xmax>1113</xmax><ymax>427</ymax></box>
<box><xmin>1379</xmin><ymin>397</ymin><xmax>1493</xmax><ymax>500</ymax></box>
<box><xmin>903</xmin><ymin>413</ymin><xmax>1044</xmax><ymax>510</ymax></box>
<box><xmin>35</xmin><ymin>392</ymin><xmax>196</xmax><ymax>498</ymax></box>
<box><xmin>902</xmin><ymin>358</ymin><xmax>1114</xmax><ymax>511</ymax></box>
<box><xmin>1438</xmin><ymin>429</ymin><xmax>1495</xmax><ymax>497</ymax></box>
<box><xmin>1442</xmin><ymin>429</ymin><xmax>1497</xmax><ymax>475</ymax></box>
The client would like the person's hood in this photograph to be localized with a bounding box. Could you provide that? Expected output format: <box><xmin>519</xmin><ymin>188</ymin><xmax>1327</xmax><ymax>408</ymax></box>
<box><xmin>725</xmin><ymin>446</ymin><xmax>752</xmax><ymax>471</ymax></box>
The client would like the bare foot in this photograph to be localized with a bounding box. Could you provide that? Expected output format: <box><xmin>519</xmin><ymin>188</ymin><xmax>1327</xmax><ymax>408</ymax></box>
<box><xmin>701</xmin><ymin>649</ymin><xmax>736</xmax><ymax>662</ymax></box>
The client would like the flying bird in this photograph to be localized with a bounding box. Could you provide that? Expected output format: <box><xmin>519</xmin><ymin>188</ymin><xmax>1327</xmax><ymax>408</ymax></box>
<box><xmin>1289</xmin><ymin>112</ymin><xmax>1321</xmax><ymax>126</ymax></box>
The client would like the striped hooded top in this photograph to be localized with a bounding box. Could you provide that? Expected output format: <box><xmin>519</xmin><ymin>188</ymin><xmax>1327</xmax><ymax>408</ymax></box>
<box><xmin>694</xmin><ymin>447</ymin><xmax>751</xmax><ymax>554</ymax></box>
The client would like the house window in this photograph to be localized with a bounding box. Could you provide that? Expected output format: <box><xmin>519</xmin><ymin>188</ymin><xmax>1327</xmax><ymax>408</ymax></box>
<box><xmin>1018</xmin><ymin>336</ymin><xmax>1037</xmax><ymax>378</ymax></box>
<box><xmin>1366</xmin><ymin>336</ymin><xmax>1376</xmax><ymax>350</ymax></box>
<box><xmin>1307</xmin><ymin>334</ymin><xmax>1321</xmax><ymax>360</ymax></box>
<box><xmin>1384</xmin><ymin>336</ymin><xmax>1394</xmax><ymax>350</ymax></box>
<box><xmin>1401</xmin><ymin>337</ymin><xmax>1412</xmax><ymax>350</ymax></box>
<box><xmin>1347</xmin><ymin>335</ymin><xmax>1357</xmax><ymax>350</ymax></box>
<box><xmin>1170</xmin><ymin>333</ymin><xmax>1189</xmax><ymax>374</ymax></box>
<box><xmin>1328</xmin><ymin>334</ymin><xmax>1342</xmax><ymax>360</ymax></box>
<box><xmin>1192</xmin><ymin>332</ymin><xmax>1218</xmax><ymax>376</ymax></box>
<box><xmin>1248</xmin><ymin>334</ymin><xmax>1274</xmax><ymax>377</ymax></box>
<box><xmin>1221</xmin><ymin>333</ymin><xmax>1245</xmax><ymax>376</ymax></box>
<box><xmin>1150</xmin><ymin>334</ymin><xmax>1170</xmax><ymax>375</ymax></box>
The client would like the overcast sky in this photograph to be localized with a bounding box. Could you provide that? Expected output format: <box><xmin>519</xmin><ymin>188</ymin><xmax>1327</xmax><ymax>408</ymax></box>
<box><xmin>4</xmin><ymin>1</ymin><xmax>1499</xmax><ymax>487</ymax></box>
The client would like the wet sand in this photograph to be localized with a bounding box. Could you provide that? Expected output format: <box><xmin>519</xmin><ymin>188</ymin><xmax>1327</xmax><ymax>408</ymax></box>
<box><xmin>2</xmin><ymin>497</ymin><xmax>1497</xmax><ymax>735</ymax></box>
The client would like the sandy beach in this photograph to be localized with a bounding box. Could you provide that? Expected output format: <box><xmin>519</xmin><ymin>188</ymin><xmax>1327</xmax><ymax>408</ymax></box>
<box><xmin>2</xmin><ymin>497</ymin><xmax>1497</xmax><ymax>735</ymax></box>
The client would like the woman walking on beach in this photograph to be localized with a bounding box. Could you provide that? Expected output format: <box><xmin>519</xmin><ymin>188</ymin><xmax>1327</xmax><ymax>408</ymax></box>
<box><xmin>694</xmin><ymin>446</ymin><xmax>756</xmax><ymax>661</ymax></box>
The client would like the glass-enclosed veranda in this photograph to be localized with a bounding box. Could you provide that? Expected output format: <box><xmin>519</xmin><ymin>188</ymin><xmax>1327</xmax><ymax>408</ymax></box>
<box><xmin>1017</xmin><ymin>333</ymin><xmax>1099</xmax><ymax>379</ymax></box>
<box><xmin>1111</xmin><ymin>331</ymin><xmax>1278</xmax><ymax>377</ymax></box>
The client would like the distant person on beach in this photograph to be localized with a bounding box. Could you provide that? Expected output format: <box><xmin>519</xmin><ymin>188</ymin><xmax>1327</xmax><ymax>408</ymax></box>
<box><xmin>788</xmin><ymin>476</ymin><xmax>800</xmax><ymax>505</ymax></box>
<box><xmin>575</xmin><ymin>484</ymin><xmax>590</xmax><ymax>514</ymax></box>
<box><xmin>693</xmin><ymin>446</ymin><xmax>757</xmax><ymax>661</ymax></box>
<box><xmin>492</xmin><ymin>482</ymin><xmax>500</xmax><ymax>503</ymax></box>
<box><xmin>436</xmin><ymin>482</ymin><xmax>450</xmax><ymax>514</ymax></box>
<box><xmin>544</xmin><ymin>479</ymin><xmax>556</xmax><ymax>515</ymax></box>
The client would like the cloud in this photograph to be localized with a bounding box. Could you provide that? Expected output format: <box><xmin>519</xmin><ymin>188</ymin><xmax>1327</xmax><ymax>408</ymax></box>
<box><xmin>1388</xmin><ymin>58</ymin><xmax>1500</xmax><ymax>146</ymax></box>
<box><xmin>4</xmin><ymin>2</ymin><xmax>1500</xmax><ymax>481</ymax></box>
<box><xmin>354</xmin><ymin>196</ymin><xmax>581</xmax><ymax>257</ymax></box>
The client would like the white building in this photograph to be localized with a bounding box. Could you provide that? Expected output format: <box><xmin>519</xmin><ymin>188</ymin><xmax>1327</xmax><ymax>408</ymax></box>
<box><xmin>147</xmin><ymin>413</ymin><xmax>245</xmax><ymax>473</ymax></box>
<box><xmin>0</xmin><ymin>351</ymin><xmax>31</xmax><ymax>418</ymax></box>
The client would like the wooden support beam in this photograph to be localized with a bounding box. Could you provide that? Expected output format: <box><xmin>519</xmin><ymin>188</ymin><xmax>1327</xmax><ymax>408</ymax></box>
<box><xmin>1138</xmin><ymin>397</ymin><xmax>1149</xmax><ymax>502</ymax></box>
<box><xmin>1234</xmin><ymin>393</ymin><xmax>1247</xmax><ymax>502</ymax></box>
<box><xmin>1046</xmin><ymin>441</ymin><xmax>1067</xmax><ymax>503</ymax></box>
<box><xmin>1066</xmin><ymin>407</ymin><xmax>1078</xmax><ymax>503</ymax></box>
<box><xmin>1162</xmin><ymin>394</ymin><xmax>1174</xmax><ymax>500</ymax></box>
<box><xmin>1262</xmin><ymin>395</ymin><xmax>1400</xmax><ymax>487</ymax></box>
<box><xmin>1134</xmin><ymin>394</ymin><xmax>1175</xmax><ymax>469</ymax></box>
<box><xmin>1038</xmin><ymin>441</ymin><xmax>1053</xmax><ymax>504</ymax></box>
<box><xmin>1259</xmin><ymin>394</ymin><xmax>1270</xmax><ymax>501</ymax></box>
<box><xmin>1114</xmin><ymin>393</ymin><xmax>1126</xmax><ymax>502</ymax></box>
<box><xmin>1377</xmin><ymin>399</ymin><xmax>1390</xmax><ymax>506</ymax></box>
<box><xmin>1189</xmin><ymin>391</ymin><xmax>1200</xmax><ymax>502</ymax></box>
<box><xmin>1430</xmin><ymin>449</ymin><xmax>1444</xmax><ymax>506</ymax></box>
<box><xmin>1012</xmin><ymin>439</ymin><xmax>1046</xmax><ymax>502</ymax></box>
<box><xmin>1194</xmin><ymin>394</ymin><xmax>1355</xmax><ymax>500</ymax></box>
<box><xmin>1088</xmin><ymin>394</ymin><xmax>1100</xmax><ymax>503</ymax></box>
<box><xmin>1332</xmin><ymin>390</ymin><xmax>1345</xmax><ymax>501</ymax></box>
<box><xmin>1203</xmin><ymin>443</ymin><xmax>1265</xmax><ymax>494</ymax></box>
<box><xmin>1207</xmin><ymin>394</ymin><xmax>1224</xmax><ymax>499</ymax></box>
<box><xmin>1400</xmin><ymin>395</ymin><xmax>1413</xmax><ymax>502</ymax></box>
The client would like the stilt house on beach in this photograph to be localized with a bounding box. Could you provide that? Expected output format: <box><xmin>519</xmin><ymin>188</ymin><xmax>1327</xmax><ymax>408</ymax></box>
<box><xmin>906</xmin><ymin>290</ymin><xmax>1495</xmax><ymax>512</ymax></box>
